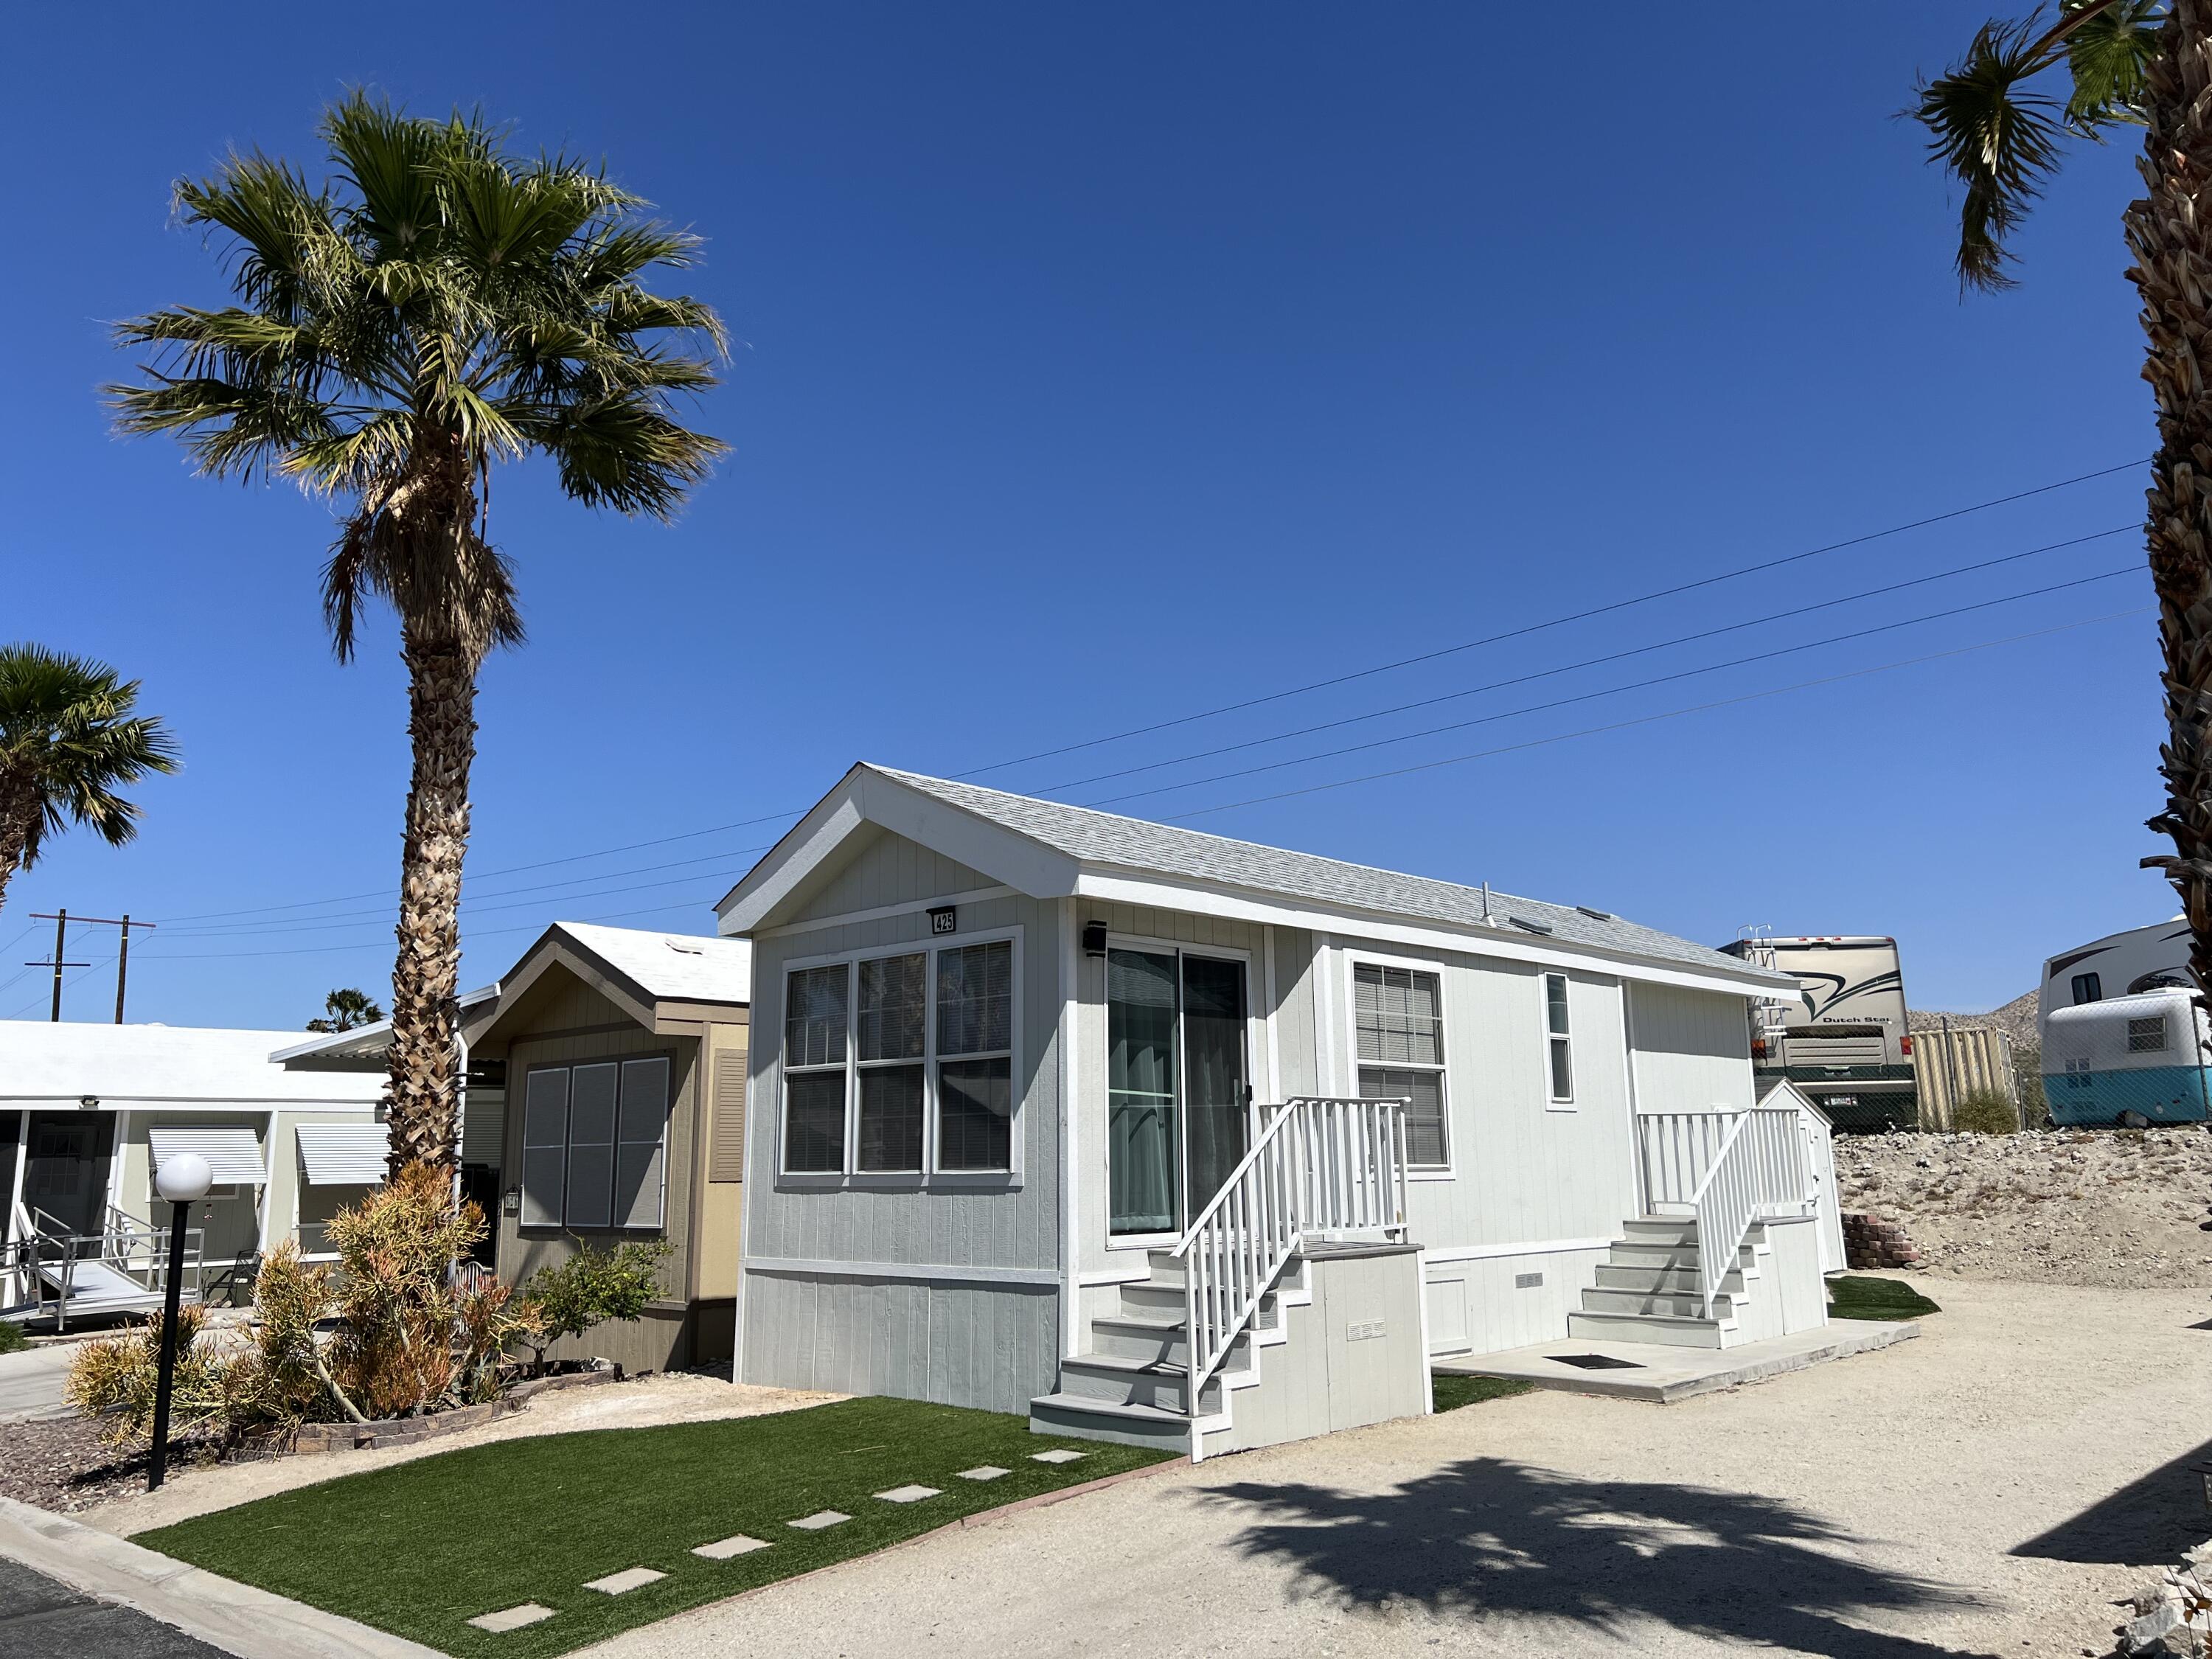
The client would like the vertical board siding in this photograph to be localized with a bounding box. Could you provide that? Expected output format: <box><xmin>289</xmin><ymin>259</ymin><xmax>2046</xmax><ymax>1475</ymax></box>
<box><xmin>1628</xmin><ymin>981</ymin><xmax>1756</xmax><ymax>1113</ymax></box>
<box><xmin>782</xmin><ymin>832</ymin><xmax>999</xmax><ymax>927</ymax></box>
<box><xmin>739</xmin><ymin>1270</ymin><xmax>1060</xmax><ymax>1414</ymax></box>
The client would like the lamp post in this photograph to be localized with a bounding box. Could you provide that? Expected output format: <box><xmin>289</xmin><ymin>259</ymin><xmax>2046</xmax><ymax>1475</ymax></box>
<box><xmin>147</xmin><ymin>1150</ymin><xmax>211</xmax><ymax>1492</ymax></box>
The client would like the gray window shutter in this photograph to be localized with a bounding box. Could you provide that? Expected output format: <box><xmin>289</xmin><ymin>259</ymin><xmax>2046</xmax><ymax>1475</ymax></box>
<box><xmin>615</xmin><ymin>1057</ymin><xmax>672</xmax><ymax>1230</ymax></box>
<box><xmin>521</xmin><ymin>1068</ymin><xmax>569</xmax><ymax>1227</ymax></box>
<box><xmin>566</xmin><ymin>1062</ymin><xmax>619</xmax><ymax>1229</ymax></box>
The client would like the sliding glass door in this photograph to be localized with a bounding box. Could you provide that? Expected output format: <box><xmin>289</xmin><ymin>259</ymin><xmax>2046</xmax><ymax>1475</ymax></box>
<box><xmin>1106</xmin><ymin>946</ymin><xmax>1251</xmax><ymax>1239</ymax></box>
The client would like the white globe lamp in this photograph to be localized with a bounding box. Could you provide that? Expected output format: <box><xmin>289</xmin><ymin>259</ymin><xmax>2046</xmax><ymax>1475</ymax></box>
<box><xmin>154</xmin><ymin>1151</ymin><xmax>212</xmax><ymax>1205</ymax></box>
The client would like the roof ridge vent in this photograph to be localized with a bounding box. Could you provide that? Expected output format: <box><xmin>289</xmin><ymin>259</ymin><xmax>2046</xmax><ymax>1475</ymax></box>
<box><xmin>1576</xmin><ymin>906</ymin><xmax>1614</xmax><ymax>921</ymax></box>
<box><xmin>1507</xmin><ymin>915</ymin><xmax>1554</xmax><ymax>936</ymax></box>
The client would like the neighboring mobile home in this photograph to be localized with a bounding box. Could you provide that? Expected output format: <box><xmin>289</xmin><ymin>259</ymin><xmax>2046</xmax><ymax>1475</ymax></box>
<box><xmin>0</xmin><ymin>1020</ymin><xmax>384</xmax><ymax>1324</ymax></box>
<box><xmin>277</xmin><ymin>922</ymin><xmax>753</xmax><ymax>1372</ymax></box>
<box><xmin>718</xmin><ymin>765</ymin><xmax>1829</xmax><ymax>1456</ymax></box>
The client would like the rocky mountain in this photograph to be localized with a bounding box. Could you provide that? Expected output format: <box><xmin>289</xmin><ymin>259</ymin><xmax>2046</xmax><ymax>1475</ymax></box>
<box><xmin>1907</xmin><ymin>988</ymin><xmax>2039</xmax><ymax>1051</ymax></box>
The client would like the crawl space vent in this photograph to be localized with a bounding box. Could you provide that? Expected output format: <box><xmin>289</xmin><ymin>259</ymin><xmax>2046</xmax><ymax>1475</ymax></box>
<box><xmin>1514</xmin><ymin>1271</ymin><xmax>1544</xmax><ymax>1289</ymax></box>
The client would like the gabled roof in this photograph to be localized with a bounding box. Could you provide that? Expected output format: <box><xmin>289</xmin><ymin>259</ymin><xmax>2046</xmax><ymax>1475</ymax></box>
<box><xmin>547</xmin><ymin>922</ymin><xmax>751</xmax><ymax>1005</ymax></box>
<box><xmin>719</xmin><ymin>764</ymin><xmax>1793</xmax><ymax>992</ymax></box>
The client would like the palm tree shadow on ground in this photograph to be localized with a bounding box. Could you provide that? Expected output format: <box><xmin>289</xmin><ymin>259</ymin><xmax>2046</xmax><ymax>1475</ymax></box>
<box><xmin>1197</xmin><ymin>1457</ymin><xmax>2004</xmax><ymax>1658</ymax></box>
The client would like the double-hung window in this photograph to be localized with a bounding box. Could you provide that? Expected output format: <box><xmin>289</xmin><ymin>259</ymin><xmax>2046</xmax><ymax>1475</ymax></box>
<box><xmin>520</xmin><ymin>1055</ymin><xmax>672</xmax><ymax>1231</ymax></box>
<box><xmin>781</xmin><ymin>936</ymin><xmax>1016</xmax><ymax>1176</ymax></box>
<box><xmin>1352</xmin><ymin>961</ymin><xmax>1448</xmax><ymax>1168</ymax></box>
<box><xmin>1544</xmin><ymin>973</ymin><xmax>1574</xmax><ymax>1105</ymax></box>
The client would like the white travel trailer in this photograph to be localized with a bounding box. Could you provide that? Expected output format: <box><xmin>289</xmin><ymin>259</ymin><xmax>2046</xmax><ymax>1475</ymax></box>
<box><xmin>2038</xmin><ymin>917</ymin><xmax>2193</xmax><ymax>1037</ymax></box>
<box><xmin>2042</xmin><ymin>987</ymin><xmax>2212</xmax><ymax>1126</ymax></box>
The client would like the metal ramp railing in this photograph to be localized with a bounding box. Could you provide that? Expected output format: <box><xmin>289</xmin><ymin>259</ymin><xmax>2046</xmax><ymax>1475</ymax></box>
<box><xmin>1</xmin><ymin>1200</ymin><xmax>204</xmax><ymax>1332</ymax></box>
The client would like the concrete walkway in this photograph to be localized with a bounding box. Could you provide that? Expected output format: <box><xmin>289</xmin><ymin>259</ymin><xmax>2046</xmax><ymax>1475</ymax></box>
<box><xmin>1439</xmin><ymin>1317</ymin><xmax>1920</xmax><ymax>1402</ymax></box>
<box><xmin>0</xmin><ymin>1495</ymin><xmax>439</xmax><ymax>1659</ymax></box>
<box><xmin>0</xmin><ymin>1343</ymin><xmax>80</xmax><ymax>1424</ymax></box>
<box><xmin>584</xmin><ymin>1279</ymin><xmax>2212</xmax><ymax>1658</ymax></box>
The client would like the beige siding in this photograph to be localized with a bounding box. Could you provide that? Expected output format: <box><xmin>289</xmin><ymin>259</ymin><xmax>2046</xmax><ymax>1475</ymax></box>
<box><xmin>694</xmin><ymin>1023</ymin><xmax>747</xmax><ymax>1301</ymax></box>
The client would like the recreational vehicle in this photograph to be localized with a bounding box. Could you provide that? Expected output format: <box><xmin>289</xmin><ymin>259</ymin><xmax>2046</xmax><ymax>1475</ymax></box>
<box><xmin>2042</xmin><ymin>987</ymin><xmax>2211</xmax><ymax>1126</ymax></box>
<box><xmin>2038</xmin><ymin>917</ymin><xmax>2193</xmax><ymax>1038</ymax></box>
<box><xmin>1716</xmin><ymin>935</ymin><xmax>1916</xmax><ymax>1132</ymax></box>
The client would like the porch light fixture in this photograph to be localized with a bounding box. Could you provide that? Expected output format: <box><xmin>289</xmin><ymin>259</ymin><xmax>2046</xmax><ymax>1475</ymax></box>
<box><xmin>1082</xmin><ymin>922</ymin><xmax>1108</xmax><ymax>958</ymax></box>
<box><xmin>148</xmin><ymin>1151</ymin><xmax>212</xmax><ymax>1492</ymax></box>
<box><xmin>77</xmin><ymin>1095</ymin><xmax>98</xmax><ymax>1110</ymax></box>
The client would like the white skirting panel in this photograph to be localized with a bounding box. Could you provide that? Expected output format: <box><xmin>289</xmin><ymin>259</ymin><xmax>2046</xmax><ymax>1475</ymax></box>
<box><xmin>739</xmin><ymin>1269</ymin><xmax>1062</xmax><ymax>1416</ymax></box>
<box><xmin>1424</xmin><ymin>1246</ymin><xmax>1610</xmax><ymax>1358</ymax></box>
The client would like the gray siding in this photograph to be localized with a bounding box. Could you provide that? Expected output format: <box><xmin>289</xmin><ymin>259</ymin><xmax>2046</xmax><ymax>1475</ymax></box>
<box><xmin>1628</xmin><ymin>981</ymin><xmax>1756</xmax><ymax>1113</ymax></box>
<box><xmin>742</xmin><ymin>830</ymin><xmax>1065</xmax><ymax>1404</ymax></box>
<box><xmin>740</xmin><ymin>1270</ymin><xmax>1059</xmax><ymax>1413</ymax></box>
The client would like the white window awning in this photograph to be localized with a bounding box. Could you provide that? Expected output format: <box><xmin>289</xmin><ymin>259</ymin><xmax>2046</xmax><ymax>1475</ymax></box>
<box><xmin>148</xmin><ymin>1126</ymin><xmax>266</xmax><ymax>1186</ymax></box>
<box><xmin>295</xmin><ymin>1124</ymin><xmax>392</xmax><ymax>1186</ymax></box>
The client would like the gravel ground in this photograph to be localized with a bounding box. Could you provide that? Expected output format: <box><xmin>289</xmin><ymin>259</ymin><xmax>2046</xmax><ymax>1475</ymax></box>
<box><xmin>1835</xmin><ymin>1127</ymin><xmax>2212</xmax><ymax>1288</ymax></box>
<box><xmin>0</xmin><ymin>1416</ymin><xmax>225</xmax><ymax>1514</ymax></box>
<box><xmin>585</xmin><ymin>1278</ymin><xmax>2212</xmax><ymax>1659</ymax></box>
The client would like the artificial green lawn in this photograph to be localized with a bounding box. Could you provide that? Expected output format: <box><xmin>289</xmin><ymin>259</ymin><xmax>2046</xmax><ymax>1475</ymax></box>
<box><xmin>1826</xmin><ymin>1274</ymin><xmax>1942</xmax><ymax>1321</ymax></box>
<box><xmin>1430</xmin><ymin>1371</ymin><xmax>1534</xmax><ymax>1411</ymax></box>
<box><xmin>140</xmin><ymin>1397</ymin><xmax>1172</xmax><ymax>1658</ymax></box>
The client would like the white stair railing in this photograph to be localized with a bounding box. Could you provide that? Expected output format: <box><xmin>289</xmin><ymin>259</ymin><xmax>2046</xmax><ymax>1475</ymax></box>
<box><xmin>1680</xmin><ymin>1107</ymin><xmax>1809</xmax><ymax>1318</ymax></box>
<box><xmin>1173</xmin><ymin>1096</ymin><xmax>1411</xmax><ymax>1445</ymax></box>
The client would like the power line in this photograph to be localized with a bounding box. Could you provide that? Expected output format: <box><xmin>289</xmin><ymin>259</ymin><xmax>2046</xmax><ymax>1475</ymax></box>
<box><xmin>1036</xmin><ymin>524</ymin><xmax>2133</xmax><ymax>798</ymax></box>
<box><xmin>1160</xmin><ymin>608</ymin><xmax>2150</xmax><ymax>822</ymax></box>
<box><xmin>136</xmin><ymin>459</ymin><xmax>2146</xmax><ymax>933</ymax></box>
<box><xmin>1080</xmin><ymin>565</ymin><xmax>2140</xmax><ymax>810</ymax></box>
<box><xmin>127</xmin><ymin>900</ymin><xmax>712</xmax><ymax>964</ymax></box>
<box><xmin>959</xmin><ymin>458</ymin><xmax>2146</xmax><ymax>779</ymax></box>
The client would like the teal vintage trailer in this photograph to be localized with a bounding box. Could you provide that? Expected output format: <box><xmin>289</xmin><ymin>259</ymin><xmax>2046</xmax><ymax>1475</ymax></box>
<box><xmin>2043</xmin><ymin>988</ymin><xmax>2212</xmax><ymax>1126</ymax></box>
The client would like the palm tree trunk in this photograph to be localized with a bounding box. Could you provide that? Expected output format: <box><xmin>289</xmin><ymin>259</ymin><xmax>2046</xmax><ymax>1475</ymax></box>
<box><xmin>384</xmin><ymin>632</ymin><xmax>477</xmax><ymax>1175</ymax></box>
<box><xmin>2130</xmin><ymin>3</ymin><xmax>2212</xmax><ymax>1024</ymax></box>
<box><xmin>0</xmin><ymin>779</ymin><xmax>35</xmax><ymax>920</ymax></box>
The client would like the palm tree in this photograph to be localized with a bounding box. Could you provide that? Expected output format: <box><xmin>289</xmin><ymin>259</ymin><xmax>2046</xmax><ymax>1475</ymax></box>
<box><xmin>1912</xmin><ymin>2</ymin><xmax>2212</xmax><ymax>1004</ymax></box>
<box><xmin>109</xmin><ymin>94</ymin><xmax>726</xmax><ymax>1173</ymax></box>
<box><xmin>0</xmin><ymin>645</ymin><xmax>179</xmax><ymax>919</ymax></box>
<box><xmin>306</xmin><ymin>987</ymin><xmax>385</xmax><ymax>1033</ymax></box>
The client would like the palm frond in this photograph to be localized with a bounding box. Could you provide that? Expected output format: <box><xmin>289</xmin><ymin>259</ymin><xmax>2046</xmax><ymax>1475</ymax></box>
<box><xmin>2061</xmin><ymin>0</ymin><xmax>2160</xmax><ymax>128</ymax></box>
<box><xmin>0</xmin><ymin>644</ymin><xmax>178</xmax><ymax>866</ymax></box>
<box><xmin>1913</xmin><ymin>15</ymin><xmax>2070</xmax><ymax>291</ymax></box>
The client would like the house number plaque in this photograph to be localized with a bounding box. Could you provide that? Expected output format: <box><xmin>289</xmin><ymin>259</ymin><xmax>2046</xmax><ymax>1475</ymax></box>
<box><xmin>928</xmin><ymin>905</ymin><xmax>956</xmax><ymax>935</ymax></box>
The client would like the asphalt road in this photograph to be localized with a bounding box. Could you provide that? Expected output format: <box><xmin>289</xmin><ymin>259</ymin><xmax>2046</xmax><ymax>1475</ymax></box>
<box><xmin>0</xmin><ymin>1557</ymin><xmax>226</xmax><ymax>1658</ymax></box>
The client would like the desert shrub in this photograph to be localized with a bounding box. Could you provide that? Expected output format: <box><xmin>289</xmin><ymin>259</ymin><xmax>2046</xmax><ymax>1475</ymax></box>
<box><xmin>455</xmin><ymin>1277</ymin><xmax>533</xmax><ymax>1402</ymax></box>
<box><xmin>0</xmin><ymin>1318</ymin><xmax>27</xmax><ymax>1354</ymax></box>
<box><xmin>66</xmin><ymin>1304</ymin><xmax>236</xmax><ymax>1449</ymax></box>
<box><xmin>321</xmin><ymin>1163</ymin><xmax>486</xmax><ymax>1417</ymax></box>
<box><xmin>518</xmin><ymin>1239</ymin><xmax>672</xmax><ymax>1371</ymax></box>
<box><xmin>1952</xmin><ymin>1088</ymin><xmax>2020</xmax><ymax>1135</ymax></box>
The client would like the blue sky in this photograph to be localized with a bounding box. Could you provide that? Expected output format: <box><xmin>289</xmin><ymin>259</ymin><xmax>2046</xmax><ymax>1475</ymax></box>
<box><xmin>0</xmin><ymin>4</ymin><xmax>2165</xmax><ymax>1029</ymax></box>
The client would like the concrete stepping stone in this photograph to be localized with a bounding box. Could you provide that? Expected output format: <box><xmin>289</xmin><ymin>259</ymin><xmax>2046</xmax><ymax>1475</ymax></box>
<box><xmin>583</xmin><ymin>1567</ymin><xmax>665</xmax><ymax>1596</ymax></box>
<box><xmin>692</xmin><ymin>1534</ymin><xmax>771</xmax><ymax>1560</ymax></box>
<box><xmin>874</xmin><ymin>1484</ymin><xmax>942</xmax><ymax>1503</ymax></box>
<box><xmin>467</xmin><ymin>1604</ymin><xmax>555</xmax><ymax>1632</ymax></box>
<box><xmin>787</xmin><ymin>1510</ymin><xmax>851</xmax><ymax>1530</ymax></box>
<box><xmin>1031</xmin><ymin>1449</ymin><xmax>1088</xmax><ymax>1464</ymax></box>
<box><xmin>956</xmin><ymin>1466</ymin><xmax>1010</xmax><ymax>1481</ymax></box>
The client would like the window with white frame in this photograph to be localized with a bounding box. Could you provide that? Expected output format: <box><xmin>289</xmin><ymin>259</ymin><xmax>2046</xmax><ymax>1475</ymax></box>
<box><xmin>780</xmin><ymin>936</ymin><xmax>1016</xmax><ymax>1177</ymax></box>
<box><xmin>1352</xmin><ymin>961</ymin><xmax>1448</xmax><ymax>1167</ymax></box>
<box><xmin>519</xmin><ymin>1055</ymin><xmax>672</xmax><ymax>1230</ymax></box>
<box><xmin>1544</xmin><ymin>973</ymin><xmax>1574</xmax><ymax>1104</ymax></box>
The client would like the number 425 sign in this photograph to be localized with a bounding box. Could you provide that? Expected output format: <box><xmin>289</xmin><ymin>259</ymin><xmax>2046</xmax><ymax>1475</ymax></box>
<box><xmin>928</xmin><ymin>905</ymin><xmax>956</xmax><ymax>936</ymax></box>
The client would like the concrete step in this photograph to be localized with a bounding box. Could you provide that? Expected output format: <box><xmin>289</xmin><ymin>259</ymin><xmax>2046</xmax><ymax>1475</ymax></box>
<box><xmin>1604</xmin><ymin>1242</ymin><xmax>1703</xmax><ymax>1270</ymax></box>
<box><xmin>1621</xmin><ymin>1217</ymin><xmax>1699</xmax><ymax>1244</ymax></box>
<box><xmin>1029</xmin><ymin>1391</ymin><xmax>1194</xmax><ymax>1453</ymax></box>
<box><xmin>1579</xmin><ymin>1286</ymin><xmax>1736</xmax><ymax>1320</ymax></box>
<box><xmin>1593</xmin><ymin>1262</ymin><xmax>1744</xmax><ymax>1297</ymax></box>
<box><xmin>1566</xmin><ymin>1309</ymin><xmax>1728</xmax><ymax>1349</ymax></box>
<box><xmin>1058</xmin><ymin>1352</ymin><xmax>1221</xmax><ymax>1416</ymax></box>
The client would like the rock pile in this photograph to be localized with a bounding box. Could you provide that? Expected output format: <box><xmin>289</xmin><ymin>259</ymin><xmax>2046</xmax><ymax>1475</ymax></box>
<box><xmin>2115</xmin><ymin>1559</ymin><xmax>2212</xmax><ymax>1656</ymax></box>
<box><xmin>1840</xmin><ymin>1211</ymin><xmax>1921</xmax><ymax>1269</ymax></box>
<box><xmin>1832</xmin><ymin>1127</ymin><xmax>2212</xmax><ymax>1289</ymax></box>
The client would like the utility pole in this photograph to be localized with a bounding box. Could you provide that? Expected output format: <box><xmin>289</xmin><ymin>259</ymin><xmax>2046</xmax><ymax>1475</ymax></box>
<box><xmin>27</xmin><ymin>911</ymin><xmax>156</xmax><ymax>1023</ymax></box>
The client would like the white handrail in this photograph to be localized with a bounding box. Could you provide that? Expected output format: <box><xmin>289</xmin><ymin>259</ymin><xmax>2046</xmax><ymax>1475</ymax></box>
<box><xmin>1680</xmin><ymin>1107</ymin><xmax>1809</xmax><ymax>1317</ymax></box>
<box><xmin>1173</xmin><ymin>1096</ymin><xmax>1411</xmax><ymax>1446</ymax></box>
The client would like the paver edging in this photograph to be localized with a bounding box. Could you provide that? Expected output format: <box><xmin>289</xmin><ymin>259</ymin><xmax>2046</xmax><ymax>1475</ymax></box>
<box><xmin>288</xmin><ymin>1366</ymin><xmax>622</xmax><ymax>1455</ymax></box>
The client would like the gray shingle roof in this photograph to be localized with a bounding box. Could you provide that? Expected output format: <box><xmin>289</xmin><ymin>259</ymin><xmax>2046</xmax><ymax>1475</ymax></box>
<box><xmin>872</xmin><ymin>768</ymin><xmax>1785</xmax><ymax>984</ymax></box>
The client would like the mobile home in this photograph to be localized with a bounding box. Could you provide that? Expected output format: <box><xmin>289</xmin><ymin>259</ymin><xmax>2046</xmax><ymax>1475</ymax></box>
<box><xmin>719</xmin><ymin>765</ymin><xmax>1837</xmax><ymax>1456</ymax></box>
<box><xmin>2042</xmin><ymin>987</ymin><xmax>2211</xmax><ymax>1126</ymax></box>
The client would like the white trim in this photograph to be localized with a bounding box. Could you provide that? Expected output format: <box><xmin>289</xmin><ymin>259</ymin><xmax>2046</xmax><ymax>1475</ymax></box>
<box><xmin>742</xmin><ymin>1256</ymin><xmax>1060</xmax><ymax>1287</ymax></box>
<box><xmin>0</xmin><ymin>1096</ymin><xmax>377</xmax><ymax>1110</ymax></box>
<box><xmin>1262</xmin><ymin>925</ymin><xmax>1282</xmax><ymax>1102</ymax></box>
<box><xmin>1621</xmin><ymin>981</ymin><xmax>1647</xmax><ymax>1211</ymax></box>
<box><xmin>254</xmin><ymin>1107</ymin><xmax>278</xmax><ymax>1256</ymax></box>
<box><xmin>1315</xmin><ymin>933</ymin><xmax>1340</xmax><ymax>1094</ymax></box>
<box><xmin>6</xmin><ymin>1109</ymin><xmax>29</xmax><ymax>1250</ymax></box>
<box><xmin>756</xmin><ymin>885</ymin><xmax>1020</xmax><ymax>940</ymax></box>
<box><xmin>1422</xmin><ymin>1235</ymin><xmax>1616</xmax><ymax>1265</ymax></box>
<box><xmin>1058</xmin><ymin>900</ymin><xmax>1080</xmax><ymax>1358</ymax></box>
<box><xmin>1340</xmin><ymin>946</ymin><xmax>1454</xmax><ymax>1175</ymax></box>
<box><xmin>1071</xmin><ymin>869</ymin><xmax>1787</xmax><ymax>998</ymax></box>
<box><xmin>1077</xmin><ymin>1263</ymin><xmax>1153</xmax><ymax>1287</ymax></box>
<box><xmin>103</xmin><ymin>1109</ymin><xmax>131</xmax><ymax>1218</ymax></box>
<box><xmin>774</xmin><ymin>923</ymin><xmax>1025</xmax><ymax>1182</ymax></box>
<box><xmin>1543</xmin><ymin>971</ymin><xmax>1576</xmax><ymax>1110</ymax></box>
<box><xmin>1413</xmin><ymin>1245</ymin><xmax>1435</xmax><ymax>1408</ymax></box>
